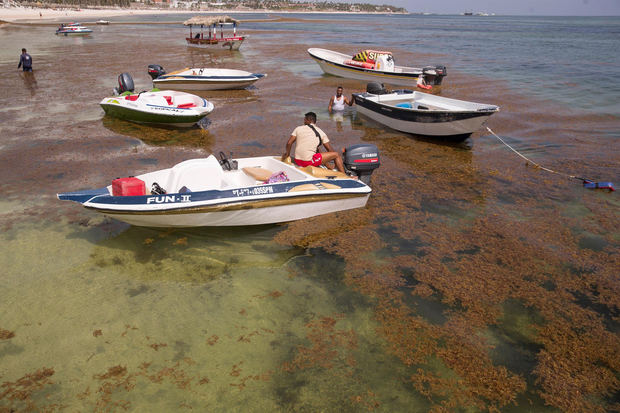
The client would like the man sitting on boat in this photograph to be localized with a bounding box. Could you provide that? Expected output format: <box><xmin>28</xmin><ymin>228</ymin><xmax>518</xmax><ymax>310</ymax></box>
<box><xmin>417</xmin><ymin>74</ymin><xmax>432</xmax><ymax>90</ymax></box>
<box><xmin>282</xmin><ymin>112</ymin><xmax>345</xmax><ymax>173</ymax></box>
<box><xmin>328</xmin><ymin>86</ymin><xmax>354</xmax><ymax>113</ymax></box>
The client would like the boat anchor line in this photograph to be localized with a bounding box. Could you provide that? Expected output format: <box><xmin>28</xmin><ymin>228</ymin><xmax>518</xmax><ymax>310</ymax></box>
<box><xmin>485</xmin><ymin>127</ymin><xmax>615</xmax><ymax>192</ymax></box>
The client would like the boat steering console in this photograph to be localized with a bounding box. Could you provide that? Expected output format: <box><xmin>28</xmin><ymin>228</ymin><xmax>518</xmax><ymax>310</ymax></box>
<box><xmin>218</xmin><ymin>151</ymin><xmax>238</xmax><ymax>171</ymax></box>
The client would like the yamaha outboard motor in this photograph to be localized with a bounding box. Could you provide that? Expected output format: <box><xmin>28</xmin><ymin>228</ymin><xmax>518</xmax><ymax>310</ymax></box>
<box><xmin>148</xmin><ymin>64</ymin><xmax>166</xmax><ymax>80</ymax></box>
<box><xmin>366</xmin><ymin>82</ymin><xmax>389</xmax><ymax>95</ymax></box>
<box><xmin>343</xmin><ymin>144</ymin><xmax>380</xmax><ymax>184</ymax></box>
<box><xmin>114</xmin><ymin>72</ymin><xmax>134</xmax><ymax>95</ymax></box>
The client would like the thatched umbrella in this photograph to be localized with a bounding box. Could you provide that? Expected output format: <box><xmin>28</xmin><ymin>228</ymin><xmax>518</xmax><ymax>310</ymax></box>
<box><xmin>184</xmin><ymin>15</ymin><xmax>240</xmax><ymax>39</ymax></box>
<box><xmin>183</xmin><ymin>15</ymin><xmax>240</xmax><ymax>27</ymax></box>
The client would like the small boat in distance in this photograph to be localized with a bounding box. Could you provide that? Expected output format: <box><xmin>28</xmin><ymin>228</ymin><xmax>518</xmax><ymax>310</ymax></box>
<box><xmin>100</xmin><ymin>73</ymin><xmax>214</xmax><ymax>127</ymax></box>
<box><xmin>184</xmin><ymin>15</ymin><xmax>246</xmax><ymax>50</ymax></box>
<box><xmin>308</xmin><ymin>48</ymin><xmax>446</xmax><ymax>87</ymax></box>
<box><xmin>57</xmin><ymin>146</ymin><xmax>380</xmax><ymax>227</ymax></box>
<box><xmin>56</xmin><ymin>22</ymin><xmax>93</xmax><ymax>36</ymax></box>
<box><xmin>353</xmin><ymin>83</ymin><xmax>498</xmax><ymax>141</ymax></box>
<box><xmin>148</xmin><ymin>65</ymin><xmax>266</xmax><ymax>91</ymax></box>
<box><xmin>95</xmin><ymin>20</ymin><xmax>110</xmax><ymax>25</ymax></box>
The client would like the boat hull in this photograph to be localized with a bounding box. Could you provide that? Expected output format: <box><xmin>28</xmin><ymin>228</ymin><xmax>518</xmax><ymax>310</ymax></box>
<box><xmin>87</xmin><ymin>193</ymin><xmax>369</xmax><ymax>227</ymax></box>
<box><xmin>101</xmin><ymin>104</ymin><xmax>206</xmax><ymax>127</ymax></box>
<box><xmin>56</xmin><ymin>30</ymin><xmax>92</xmax><ymax>36</ymax></box>
<box><xmin>152</xmin><ymin>78</ymin><xmax>258</xmax><ymax>91</ymax></box>
<box><xmin>153</xmin><ymin>69</ymin><xmax>264</xmax><ymax>91</ymax></box>
<box><xmin>312</xmin><ymin>56</ymin><xmax>419</xmax><ymax>86</ymax></box>
<box><xmin>353</xmin><ymin>93</ymin><xmax>497</xmax><ymax>139</ymax></box>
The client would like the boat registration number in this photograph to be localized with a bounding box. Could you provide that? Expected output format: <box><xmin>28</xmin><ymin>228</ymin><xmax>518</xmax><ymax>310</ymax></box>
<box><xmin>232</xmin><ymin>186</ymin><xmax>274</xmax><ymax>197</ymax></box>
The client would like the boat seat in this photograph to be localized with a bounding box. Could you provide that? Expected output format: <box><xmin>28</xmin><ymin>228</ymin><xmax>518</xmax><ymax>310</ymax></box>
<box><xmin>242</xmin><ymin>167</ymin><xmax>273</xmax><ymax>181</ymax></box>
<box><xmin>177</xmin><ymin>102</ymin><xmax>196</xmax><ymax>109</ymax></box>
<box><xmin>301</xmin><ymin>166</ymin><xmax>349</xmax><ymax>179</ymax></box>
<box><xmin>165</xmin><ymin>156</ymin><xmax>223</xmax><ymax>193</ymax></box>
<box><xmin>164</xmin><ymin>95</ymin><xmax>173</xmax><ymax>105</ymax></box>
<box><xmin>125</xmin><ymin>95</ymin><xmax>139</xmax><ymax>101</ymax></box>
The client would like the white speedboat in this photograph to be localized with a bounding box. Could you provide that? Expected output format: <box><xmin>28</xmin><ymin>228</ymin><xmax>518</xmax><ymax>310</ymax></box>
<box><xmin>57</xmin><ymin>146</ymin><xmax>380</xmax><ymax>227</ymax></box>
<box><xmin>308</xmin><ymin>48</ymin><xmax>446</xmax><ymax>87</ymax></box>
<box><xmin>55</xmin><ymin>22</ymin><xmax>93</xmax><ymax>36</ymax></box>
<box><xmin>100</xmin><ymin>73</ymin><xmax>214</xmax><ymax>127</ymax></box>
<box><xmin>149</xmin><ymin>65</ymin><xmax>266</xmax><ymax>91</ymax></box>
<box><xmin>353</xmin><ymin>83</ymin><xmax>498</xmax><ymax>140</ymax></box>
<box><xmin>96</xmin><ymin>20</ymin><xmax>110</xmax><ymax>25</ymax></box>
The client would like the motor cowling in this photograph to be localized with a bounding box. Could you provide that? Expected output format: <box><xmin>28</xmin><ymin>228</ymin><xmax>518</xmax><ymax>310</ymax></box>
<box><xmin>366</xmin><ymin>82</ymin><xmax>389</xmax><ymax>95</ymax></box>
<box><xmin>422</xmin><ymin>65</ymin><xmax>447</xmax><ymax>85</ymax></box>
<box><xmin>114</xmin><ymin>72</ymin><xmax>134</xmax><ymax>95</ymax></box>
<box><xmin>343</xmin><ymin>144</ymin><xmax>380</xmax><ymax>184</ymax></box>
<box><xmin>148</xmin><ymin>64</ymin><xmax>166</xmax><ymax>80</ymax></box>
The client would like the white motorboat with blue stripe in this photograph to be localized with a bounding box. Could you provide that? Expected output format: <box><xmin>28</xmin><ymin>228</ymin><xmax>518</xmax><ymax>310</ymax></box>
<box><xmin>57</xmin><ymin>146</ymin><xmax>380</xmax><ymax>227</ymax></box>
<box><xmin>55</xmin><ymin>22</ymin><xmax>93</xmax><ymax>36</ymax></box>
<box><xmin>149</xmin><ymin>65</ymin><xmax>266</xmax><ymax>91</ymax></box>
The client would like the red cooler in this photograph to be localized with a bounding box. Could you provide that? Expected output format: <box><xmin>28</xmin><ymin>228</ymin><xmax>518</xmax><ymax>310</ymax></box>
<box><xmin>112</xmin><ymin>177</ymin><xmax>146</xmax><ymax>196</ymax></box>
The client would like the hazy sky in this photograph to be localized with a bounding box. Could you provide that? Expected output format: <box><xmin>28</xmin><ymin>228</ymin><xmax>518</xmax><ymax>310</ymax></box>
<box><xmin>381</xmin><ymin>0</ymin><xmax>620</xmax><ymax>15</ymax></box>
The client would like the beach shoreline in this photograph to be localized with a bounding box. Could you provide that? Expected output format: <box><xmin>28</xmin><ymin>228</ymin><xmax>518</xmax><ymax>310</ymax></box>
<box><xmin>0</xmin><ymin>5</ymin><xmax>407</xmax><ymax>23</ymax></box>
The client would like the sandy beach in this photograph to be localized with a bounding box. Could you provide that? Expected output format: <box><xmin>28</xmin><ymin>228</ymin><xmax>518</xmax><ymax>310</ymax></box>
<box><xmin>0</xmin><ymin>5</ymin><xmax>404</xmax><ymax>24</ymax></box>
<box><xmin>0</xmin><ymin>6</ymin><xmax>220</xmax><ymax>23</ymax></box>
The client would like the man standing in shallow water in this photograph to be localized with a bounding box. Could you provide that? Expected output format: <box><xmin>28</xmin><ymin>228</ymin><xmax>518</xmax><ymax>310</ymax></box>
<box><xmin>18</xmin><ymin>48</ymin><xmax>32</xmax><ymax>72</ymax></box>
<box><xmin>328</xmin><ymin>86</ymin><xmax>354</xmax><ymax>113</ymax></box>
<box><xmin>282</xmin><ymin>112</ymin><xmax>345</xmax><ymax>173</ymax></box>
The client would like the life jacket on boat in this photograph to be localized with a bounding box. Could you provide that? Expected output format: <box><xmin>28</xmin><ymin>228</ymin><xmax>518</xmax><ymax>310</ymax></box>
<box><xmin>344</xmin><ymin>59</ymin><xmax>375</xmax><ymax>69</ymax></box>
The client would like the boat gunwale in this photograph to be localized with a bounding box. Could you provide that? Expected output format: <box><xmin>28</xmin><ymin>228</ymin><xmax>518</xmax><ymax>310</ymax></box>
<box><xmin>353</xmin><ymin>92</ymin><xmax>499</xmax><ymax>116</ymax></box>
<box><xmin>79</xmin><ymin>177</ymin><xmax>368</xmax><ymax>208</ymax></box>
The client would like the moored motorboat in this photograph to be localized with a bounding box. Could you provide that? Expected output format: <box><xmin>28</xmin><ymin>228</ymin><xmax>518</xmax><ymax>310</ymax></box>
<box><xmin>308</xmin><ymin>48</ymin><xmax>446</xmax><ymax>87</ymax></box>
<box><xmin>56</xmin><ymin>22</ymin><xmax>93</xmax><ymax>36</ymax></box>
<box><xmin>96</xmin><ymin>20</ymin><xmax>110</xmax><ymax>25</ymax></box>
<box><xmin>148</xmin><ymin>65</ymin><xmax>266</xmax><ymax>91</ymax></box>
<box><xmin>184</xmin><ymin>15</ymin><xmax>246</xmax><ymax>50</ymax></box>
<box><xmin>57</xmin><ymin>146</ymin><xmax>380</xmax><ymax>227</ymax></box>
<box><xmin>353</xmin><ymin>83</ymin><xmax>499</xmax><ymax>140</ymax></box>
<box><xmin>100</xmin><ymin>73</ymin><xmax>214</xmax><ymax>127</ymax></box>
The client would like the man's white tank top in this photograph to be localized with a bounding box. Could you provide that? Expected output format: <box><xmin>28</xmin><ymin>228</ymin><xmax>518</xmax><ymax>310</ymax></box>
<box><xmin>332</xmin><ymin>95</ymin><xmax>345</xmax><ymax>111</ymax></box>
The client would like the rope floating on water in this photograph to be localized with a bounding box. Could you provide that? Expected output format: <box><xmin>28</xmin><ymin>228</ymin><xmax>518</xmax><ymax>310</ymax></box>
<box><xmin>485</xmin><ymin>127</ymin><xmax>615</xmax><ymax>192</ymax></box>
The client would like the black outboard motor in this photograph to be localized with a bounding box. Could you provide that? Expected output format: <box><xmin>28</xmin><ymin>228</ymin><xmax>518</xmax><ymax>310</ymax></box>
<box><xmin>343</xmin><ymin>144</ymin><xmax>380</xmax><ymax>184</ymax></box>
<box><xmin>422</xmin><ymin>65</ymin><xmax>447</xmax><ymax>85</ymax></box>
<box><xmin>114</xmin><ymin>72</ymin><xmax>134</xmax><ymax>95</ymax></box>
<box><xmin>366</xmin><ymin>82</ymin><xmax>389</xmax><ymax>95</ymax></box>
<box><xmin>148</xmin><ymin>64</ymin><xmax>166</xmax><ymax>80</ymax></box>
